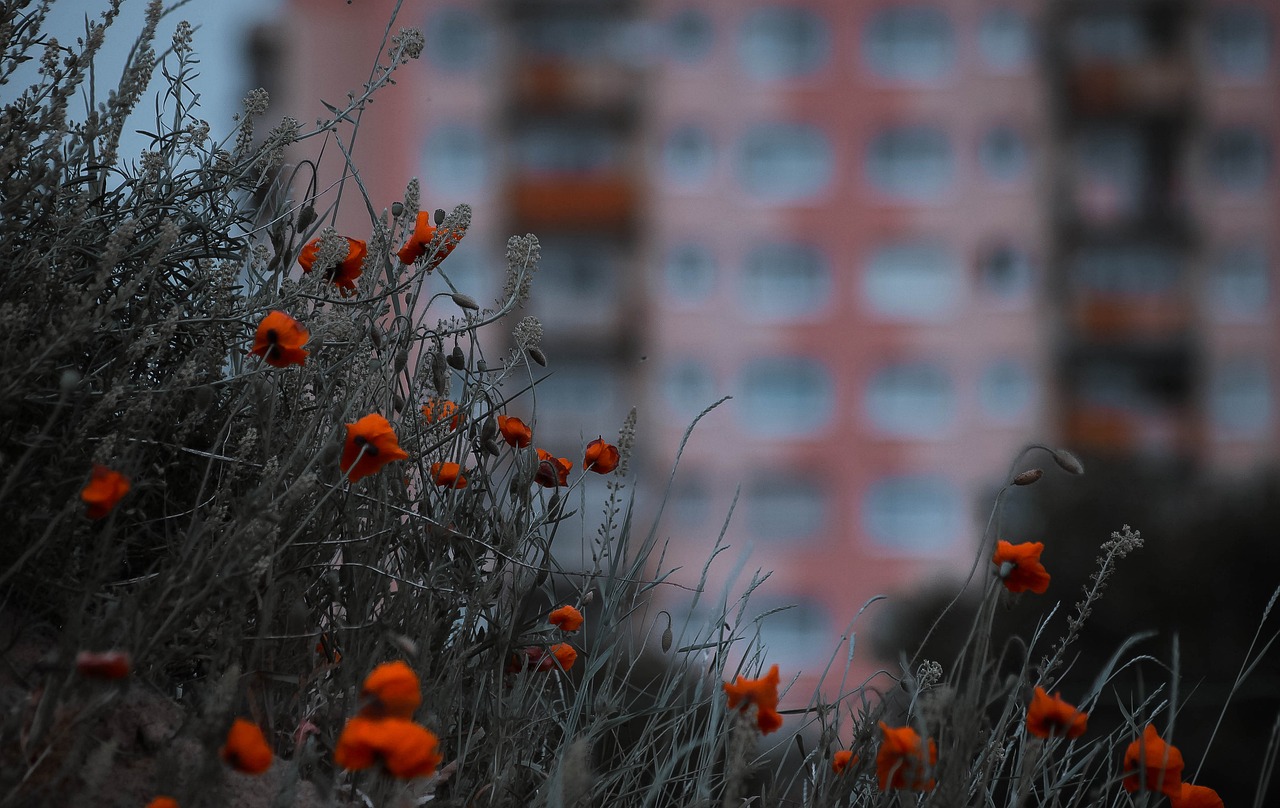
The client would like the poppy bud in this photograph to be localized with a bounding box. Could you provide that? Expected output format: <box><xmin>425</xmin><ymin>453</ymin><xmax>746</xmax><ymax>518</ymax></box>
<box><xmin>451</xmin><ymin>292</ymin><xmax>479</xmax><ymax>311</ymax></box>
<box><xmin>527</xmin><ymin>346</ymin><xmax>547</xmax><ymax>367</ymax></box>
<box><xmin>1052</xmin><ymin>449</ymin><xmax>1085</xmax><ymax>476</ymax></box>
<box><xmin>484</xmin><ymin>438</ymin><xmax>502</xmax><ymax>456</ymax></box>
<box><xmin>661</xmin><ymin>625</ymin><xmax>673</xmax><ymax>653</ymax></box>
<box><xmin>391</xmin><ymin>202</ymin><xmax>404</xmax><ymax>218</ymax></box>
<box><xmin>296</xmin><ymin>204</ymin><xmax>317</xmax><ymax>231</ymax></box>
<box><xmin>447</xmin><ymin>345</ymin><xmax>466</xmax><ymax>370</ymax></box>
<box><xmin>369</xmin><ymin>326</ymin><xmax>383</xmax><ymax>349</ymax></box>
<box><xmin>393</xmin><ymin>349</ymin><xmax>408</xmax><ymax>374</ymax></box>
<box><xmin>434</xmin><ymin>208</ymin><xmax>445</xmax><ymax>226</ymax></box>
<box><xmin>1012</xmin><ymin>469</ymin><xmax>1043</xmax><ymax>486</ymax></box>
<box><xmin>392</xmin><ymin>392</ymin><xmax>406</xmax><ymax>413</ymax></box>
<box><xmin>481</xmin><ymin>416</ymin><xmax>498</xmax><ymax>442</ymax></box>
<box><xmin>476</xmin><ymin>359</ymin><xmax>488</xmax><ymax>374</ymax></box>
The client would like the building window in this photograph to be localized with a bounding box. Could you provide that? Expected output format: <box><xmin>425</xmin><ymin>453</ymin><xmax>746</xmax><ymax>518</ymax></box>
<box><xmin>738</xmin><ymin>7</ymin><xmax>831</xmax><ymax>80</ymax></box>
<box><xmin>663</xmin><ymin>360</ymin><xmax>715</xmax><ymax>417</ymax></box>
<box><xmin>1207</xmin><ymin>243</ymin><xmax>1269</xmax><ymax>320</ymax></box>
<box><xmin>863</xmin><ymin>241</ymin><xmax>961</xmax><ymax>319</ymax></box>
<box><xmin>867</xmin><ymin>126</ymin><xmax>953</xmax><ymax>199</ymax></box>
<box><xmin>664</xmin><ymin>243</ymin><xmax>716</xmax><ymax>303</ymax></box>
<box><xmin>862</xmin><ymin>7</ymin><xmax>955</xmax><ymax>82</ymax></box>
<box><xmin>1072</xmin><ymin>244</ymin><xmax>1181</xmax><ymax>294</ymax></box>
<box><xmin>662</xmin><ymin>125</ymin><xmax>716</xmax><ymax>189</ymax></box>
<box><xmin>865</xmin><ymin>362</ymin><xmax>956</xmax><ymax>437</ymax></box>
<box><xmin>740</xmin><ymin>243</ymin><xmax>831</xmax><ymax>320</ymax></box>
<box><xmin>425</xmin><ymin>7</ymin><xmax>488</xmax><ymax>72</ymax></box>
<box><xmin>516</xmin><ymin>10</ymin><xmax>617</xmax><ymax>62</ymax></box>
<box><xmin>744</xmin><ymin>477</ymin><xmax>828</xmax><ymax>539</ymax></box>
<box><xmin>668</xmin><ymin>472</ymin><xmax>712</xmax><ymax>526</ymax></box>
<box><xmin>532</xmin><ymin>360</ymin><xmax>620</xmax><ymax>432</ymax></box>
<box><xmin>1074</xmin><ymin>125</ymin><xmax>1144</xmax><ymax>219</ymax></box>
<box><xmin>863</xmin><ymin>475</ymin><xmax>962</xmax><ymax>553</ymax></box>
<box><xmin>979</xmin><ymin>360</ymin><xmax>1035</xmax><ymax>421</ymax></box>
<box><xmin>749</xmin><ymin>598</ymin><xmax>832</xmax><ymax>663</ymax></box>
<box><xmin>978</xmin><ymin>243</ymin><xmax>1033</xmax><ymax>299</ymax></box>
<box><xmin>979</xmin><ymin>125</ymin><xmax>1029</xmax><ymax>182</ymax></box>
<box><xmin>1208</xmin><ymin>127</ymin><xmax>1270</xmax><ymax>193</ymax></box>
<box><xmin>531</xmin><ymin>239</ymin><xmax>618</xmax><ymax>325</ymax></box>
<box><xmin>978</xmin><ymin>7</ymin><xmax>1032</xmax><ymax>72</ymax></box>
<box><xmin>424</xmin><ymin>125</ymin><xmax>489</xmax><ymax>195</ymax></box>
<box><xmin>1208</xmin><ymin>6</ymin><xmax>1271</xmax><ymax>78</ymax></box>
<box><xmin>515</xmin><ymin>122</ymin><xmax>620</xmax><ymax>174</ymax></box>
<box><xmin>667</xmin><ymin>8</ymin><xmax>714</xmax><ymax>63</ymax></box>
<box><xmin>736</xmin><ymin>123</ymin><xmax>834</xmax><ymax>202</ymax></box>
<box><xmin>1068</xmin><ymin>9</ymin><xmax>1146</xmax><ymax>62</ymax></box>
<box><xmin>1210</xmin><ymin>358</ymin><xmax>1272</xmax><ymax>436</ymax></box>
<box><xmin>737</xmin><ymin>358</ymin><xmax>835</xmax><ymax>437</ymax></box>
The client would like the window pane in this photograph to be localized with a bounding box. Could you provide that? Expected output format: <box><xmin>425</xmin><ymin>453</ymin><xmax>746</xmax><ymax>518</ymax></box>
<box><xmin>664</xmin><ymin>243</ymin><xmax>717</xmax><ymax>302</ymax></box>
<box><xmin>516</xmin><ymin>122</ymin><xmax>620</xmax><ymax>174</ymax></box>
<box><xmin>863</xmin><ymin>7</ymin><xmax>956</xmax><ymax>81</ymax></box>
<box><xmin>978</xmin><ymin>244</ymin><xmax>1033</xmax><ymax>298</ymax></box>
<box><xmin>738</xmin><ymin>359</ymin><xmax>835</xmax><ymax>436</ymax></box>
<box><xmin>1068</xmin><ymin>9</ymin><xmax>1146</xmax><ymax>62</ymax></box>
<box><xmin>1210</xmin><ymin>359</ymin><xmax>1272</xmax><ymax>435</ymax></box>
<box><xmin>532</xmin><ymin>238</ymin><xmax>619</xmax><ymax>326</ymax></box>
<box><xmin>533</xmin><ymin>361</ymin><xmax>620</xmax><ymax>428</ymax></box>
<box><xmin>980</xmin><ymin>126</ymin><xmax>1029</xmax><ymax>182</ymax></box>
<box><xmin>978</xmin><ymin>7</ymin><xmax>1031</xmax><ymax>71</ymax></box>
<box><xmin>1208</xmin><ymin>127</ymin><xmax>1270</xmax><ymax>192</ymax></box>
<box><xmin>979</xmin><ymin>360</ymin><xmax>1035</xmax><ymax>420</ymax></box>
<box><xmin>424</xmin><ymin>125</ymin><xmax>489</xmax><ymax>194</ymax></box>
<box><xmin>867</xmin><ymin>126</ymin><xmax>953</xmax><ymax>198</ymax></box>
<box><xmin>865</xmin><ymin>362</ymin><xmax>955</xmax><ymax>436</ymax></box>
<box><xmin>667</xmin><ymin>8</ymin><xmax>714</xmax><ymax>63</ymax></box>
<box><xmin>744</xmin><ymin>478</ymin><xmax>828</xmax><ymax>539</ymax></box>
<box><xmin>1208</xmin><ymin>7</ymin><xmax>1271</xmax><ymax>77</ymax></box>
<box><xmin>737</xmin><ymin>123</ymin><xmax>834</xmax><ymax>202</ymax></box>
<box><xmin>1072</xmin><ymin>244</ymin><xmax>1181</xmax><ymax>294</ymax></box>
<box><xmin>863</xmin><ymin>475</ymin><xmax>962</xmax><ymax>552</ymax></box>
<box><xmin>425</xmin><ymin>7</ymin><xmax>488</xmax><ymax>72</ymax></box>
<box><xmin>863</xmin><ymin>242</ymin><xmax>961</xmax><ymax>319</ymax></box>
<box><xmin>741</xmin><ymin>243</ymin><xmax>831</xmax><ymax>319</ymax></box>
<box><xmin>738</xmin><ymin>7</ymin><xmax>830</xmax><ymax>80</ymax></box>
<box><xmin>1207</xmin><ymin>244</ymin><xmax>1269</xmax><ymax>320</ymax></box>
<box><xmin>750</xmin><ymin>599</ymin><xmax>832</xmax><ymax>662</ymax></box>
<box><xmin>663</xmin><ymin>360</ymin><xmax>715</xmax><ymax>417</ymax></box>
<box><xmin>663</xmin><ymin>125</ymin><xmax>716</xmax><ymax>188</ymax></box>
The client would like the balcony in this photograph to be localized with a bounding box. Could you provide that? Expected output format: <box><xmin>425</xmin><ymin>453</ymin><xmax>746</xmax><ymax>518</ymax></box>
<box><xmin>1066</xmin><ymin>57</ymin><xmax>1194</xmax><ymax>119</ymax></box>
<box><xmin>510</xmin><ymin>60</ymin><xmax>641</xmax><ymax>122</ymax></box>
<box><xmin>508</xmin><ymin>174</ymin><xmax>639</xmax><ymax>231</ymax></box>
<box><xmin>1070</xmin><ymin>295</ymin><xmax>1191</xmax><ymax>338</ymax></box>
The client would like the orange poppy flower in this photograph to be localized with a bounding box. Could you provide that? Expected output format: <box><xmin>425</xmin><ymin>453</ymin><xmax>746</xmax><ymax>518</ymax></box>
<box><xmin>992</xmin><ymin>540</ymin><xmax>1050</xmax><ymax>594</ymax></box>
<box><xmin>549</xmin><ymin>642</ymin><xmax>577</xmax><ymax>671</ymax></box>
<box><xmin>250</xmin><ymin>310</ymin><xmax>309</xmax><ymax>368</ymax></box>
<box><xmin>506</xmin><ymin>643</ymin><xmax>578</xmax><ymax>674</ymax></box>
<box><xmin>334</xmin><ymin>715</ymin><xmax>443</xmax><ymax>779</ymax></box>
<box><xmin>421</xmin><ymin>398</ymin><xmax>463</xmax><ymax>431</ymax></box>
<box><xmin>876</xmin><ymin>723</ymin><xmax>937</xmax><ymax>792</ymax></box>
<box><xmin>1122</xmin><ymin>724</ymin><xmax>1184</xmax><ymax>797</ymax></box>
<box><xmin>548</xmin><ymin>605</ymin><xmax>583</xmax><ymax>632</ymax></box>
<box><xmin>1026</xmin><ymin>686</ymin><xmax>1087</xmax><ymax>739</ymax></box>
<box><xmin>341</xmin><ymin>414</ymin><xmax>410</xmax><ymax>483</ymax></box>
<box><xmin>583</xmin><ymin>437</ymin><xmax>620</xmax><ymax>474</ymax></box>
<box><xmin>75</xmin><ymin>650</ymin><xmax>132</xmax><ymax>679</ymax></box>
<box><xmin>497</xmin><ymin>415</ymin><xmax>532</xmax><ymax>448</ymax></box>
<box><xmin>723</xmin><ymin>664</ymin><xmax>783</xmax><ymax>735</ymax></box>
<box><xmin>360</xmin><ymin>660</ymin><xmax>421</xmax><ymax>719</ymax></box>
<box><xmin>832</xmin><ymin>749</ymin><xmax>857</xmax><ymax>775</ymax></box>
<box><xmin>81</xmin><ymin>465</ymin><xmax>129</xmax><ymax>519</ymax></box>
<box><xmin>430</xmin><ymin>461</ymin><xmax>468</xmax><ymax>489</ymax></box>
<box><xmin>534</xmin><ymin>448</ymin><xmax>572</xmax><ymax>488</ymax></box>
<box><xmin>220</xmin><ymin>718</ymin><xmax>273</xmax><ymax>774</ymax></box>
<box><xmin>298</xmin><ymin>236</ymin><xmax>367</xmax><ymax>292</ymax></box>
<box><xmin>397</xmin><ymin>211</ymin><xmax>462</xmax><ymax>268</ymax></box>
<box><xmin>1170</xmin><ymin>782</ymin><xmax>1224</xmax><ymax>808</ymax></box>
<box><xmin>146</xmin><ymin>798</ymin><xmax>179</xmax><ymax>808</ymax></box>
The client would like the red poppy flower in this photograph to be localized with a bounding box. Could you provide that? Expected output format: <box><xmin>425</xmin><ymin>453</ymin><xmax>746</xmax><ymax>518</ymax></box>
<box><xmin>298</xmin><ymin>236</ymin><xmax>367</xmax><ymax>292</ymax></box>
<box><xmin>341</xmin><ymin>414</ymin><xmax>410</xmax><ymax>483</ymax></box>
<box><xmin>421</xmin><ymin>398</ymin><xmax>463</xmax><ymax>431</ymax></box>
<box><xmin>583</xmin><ymin>437</ymin><xmax>620</xmax><ymax>474</ymax></box>
<box><xmin>430</xmin><ymin>461</ymin><xmax>467</xmax><ymax>489</ymax></box>
<box><xmin>1122</xmin><ymin>724</ymin><xmax>1184</xmax><ymax>797</ymax></box>
<box><xmin>75</xmin><ymin>650</ymin><xmax>132</xmax><ymax>680</ymax></box>
<box><xmin>360</xmin><ymin>661</ymin><xmax>421</xmax><ymax>719</ymax></box>
<box><xmin>250</xmin><ymin>311</ymin><xmax>309</xmax><ymax>368</ymax></box>
<box><xmin>221</xmin><ymin>718</ymin><xmax>273</xmax><ymax>774</ymax></box>
<box><xmin>146</xmin><ymin>798</ymin><xmax>179</xmax><ymax>808</ymax></box>
<box><xmin>397</xmin><ymin>211</ymin><xmax>463</xmax><ymax>268</ymax></box>
<box><xmin>1170</xmin><ymin>782</ymin><xmax>1224</xmax><ymax>808</ymax></box>
<box><xmin>81</xmin><ymin>465</ymin><xmax>129</xmax><ymax>519</ymax></box>
<box><xmin>497</xmin><ymin>415</ymin><xmax>532</xmax><ymax>448</ymax></box>
<box><xmin>832</xmin><ymin>749</ymin><xmax>857</xmax><ymax>775</ymax></box>
<box><xmin>534</xmin><ymin>448</ymin><xmax>572</xmax><ymax>488</ymax></box>
<box><xmin>1026</xmin><ymin>686</ymin><xmax>1087</xmax><ymax>739</ymax></box>
<box><xmin>548</xmin><ymin>605</ymin><xmax>583</xmax><ymax>632</ymax></box>
<box><xmin>723</xmin><ymin>664</ymin><xmax>783</xmax><ymax>735</ymax></box>
<box><xmin>992</xmin><ymin>540</ymin><xmax>1050</xmax><ymax>594</ymax></box>
<box><xmin>506</xmin><ymin>643</ymin><xmax>578</xmax><ymax>673</ymax></box>
<box><xmin>334</xmin><ymin>715</ymin><xmax>442</xmax><ymax>779</ymax></box>
<box><xmin>876</xmin><ymin>723</ymin><xmax>937</xmax><ymax>792</ymax></box>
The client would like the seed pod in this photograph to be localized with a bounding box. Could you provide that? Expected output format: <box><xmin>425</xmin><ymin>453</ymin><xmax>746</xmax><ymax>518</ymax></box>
<box><xmin>1012</xmin><ymin>469</ymin><xmax>1043</xmax><ymax>486</ymax></box>
<box><xmin>1052</xmin><ymin>449</ymin><xmax>1085</xmax><ymax>476</ymax></box>
<box><xmin>483</xmin><ymin>438</ymin><xmax>502</xmax><ymax>456</ymax></box>
<box><xmin>434</xmin><ymin>208</ymin><xmax>446</xmax><ymax>226</ymax></box>
<box><xmin>447</xmin><ymin>345</ymin><xmax>466</xmax><ymax>370</ymax></box>
<box><xmin>476</xmin><ymin>359</ymin><xmax>488</xmax><ymax>374</ymax></box>
<box><xmin>527</xmin><ymin>346</ymin><xmax>547</xmax><ymax>367</ymax></box>
<box><xmin>296</xmin><ymin>204</ymin><xmax>317</xmax><ymax>231</ymax></box>
<box><xmin>392</xmin><ymin>391</ymin><xmax>406</xmax><ymax>413</ymax></box>
<box><xmin>451</xmin><ymin>292</ymin><xmax>479</xmax><ymax>311</ymax></box>
<box><xmin>480</xmin><ymin>416</ymin><xmax>498</xmax><ymax>442</ymax></box>
<box><xmin>661</xmin><ymin>625</ymin><xmax>673</xmax><ymax>653</ymax></box>
<box><xmin>391</xmin><ymin>201</ymin><xmax>404</xmax><ymax>218</ymax></box>
<box><xmin>393</xmin><ymin>349</ymin><xmax>408</xmax><ymax>374</ymax></box>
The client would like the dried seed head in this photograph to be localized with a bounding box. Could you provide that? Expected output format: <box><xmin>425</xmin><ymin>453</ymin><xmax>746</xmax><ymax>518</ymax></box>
<box><xmin>1012</xmin><ymin>469</ymin><xmax>1043</xmax><ymax>486</ymax></box>
<box><xmin>1052</xmin><ymin>449</ymin><xmax>1085</xmax><ymax>475</ymax></box>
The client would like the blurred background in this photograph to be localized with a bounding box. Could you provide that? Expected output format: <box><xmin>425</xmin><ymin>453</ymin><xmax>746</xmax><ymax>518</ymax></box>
<box><xmin>41</xmin><ymin>0</ymin><xmax>1279</xmax><ymax>798</ymax></box>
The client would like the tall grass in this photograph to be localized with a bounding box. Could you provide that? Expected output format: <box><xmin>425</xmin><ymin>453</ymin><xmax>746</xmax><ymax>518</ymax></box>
<box><xmin>0</xmin><ymin>3</ymin><xmax>1274</xmax><ymax>807</ymax></box>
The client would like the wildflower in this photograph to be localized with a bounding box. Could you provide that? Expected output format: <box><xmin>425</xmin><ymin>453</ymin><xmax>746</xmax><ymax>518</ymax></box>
<box><xmin>548</xmin><ymin>605</ymin><xmax>584</xmax><ymax>632</ymax></box>
<box><xmin>220</xmin><ymin>718</ymin><xmax>273</xmax><ymax>774</ymax></box>
<box><xmin>583</xmin><ymin>437</ymin><xmax>620</xmax><ymax>474</ymax></box>
<box><xmin>360</xmin><ymin>661</ymin><xmax>421</xmax><ymax>719</ymax></box>
<box><xmin>498</xmin><ymin>415</ymin><xmax>532</xmax><ymax>448</ymax></box>
<box><xmin>341</xmin><ymin>414</ymin><xmax>410</xmax><ymax>483</ymax></box>
<box><xmin>549</xmin><ymin>642</ymin><xmax>577</xmax><ymax>671</ymax></box>
<box><xmin>430</xmin><ymin>462</ymin><xmax>467</xmax><ymax>489</ymax></box>
<box><xmin>832</xmin><ymin>749</ymin><xmax>857</xmax><ymax>775</ymax></box>
<box><xmin>250</xmin><ymin>311</ymin><xmax>309</xmax><ymax>368</ymax></box>
<box><xmin>1122</xmin><ymin>724</ymin><xmax>1184</xmax><ymax>797</ymax></box>
<box><xmin>723</xmin><ymin>664</ymin><xmax>783</xmax><ymax>735</ymax></box>
<box><xmin>334</xmin><ymin>715</ymin><xmax>443</xmax><ymax>779</ymax></box>
<box><xmin>299</xmin><ymin>235</ymin><xmax>367</xmax><ymax>292</ymax></box>
<box><xmin>1170</xmin><ymin>783</ymin><xmax>1224</xmax><ymax>808</ymax></box>
<box><xmin>421</xmin><ymin>398</ymin><xmax>463</xmax><ymax>430</ymax></box>
<box><xmin>506</xmin><ymin>643</ymin><xmax>578</xmax><ymax>673</ymax></box>
<box><xmin>75</xmin><ymin>650</ymin><xmax>132</xmax><ymax>679</ymax></box>
<box><xmin>534</xmin><ymin>448</ymin><xmax>572</xmax><ymax>488</ymax></box>
<box><xmin>397</xmin><ymin>210</ymin><xmax>462</xmax><ymax>268</ymax></box>
<box><xmin>146</xmin><ymin>799</ymin><xmax>179</xmax><ymax>808</ymax></box>
<box><xmin>992</xmin><ymin>540</ymin><xmax>1050</xmax><ymax>594</ymax></box>
<box><xmin>81</xmin><ymin>465</ymin><xmax>130</xmax><ymax>519</ymax></box>
<box><xmin>1026</xmin><ymin>686</ymin><xmax>1087</xmax><ymax>739</ymax></box>
<box><xmin>876</xmin><ymin>723</ymin><xmax>937</xmax><ymax>792</ymax></box>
